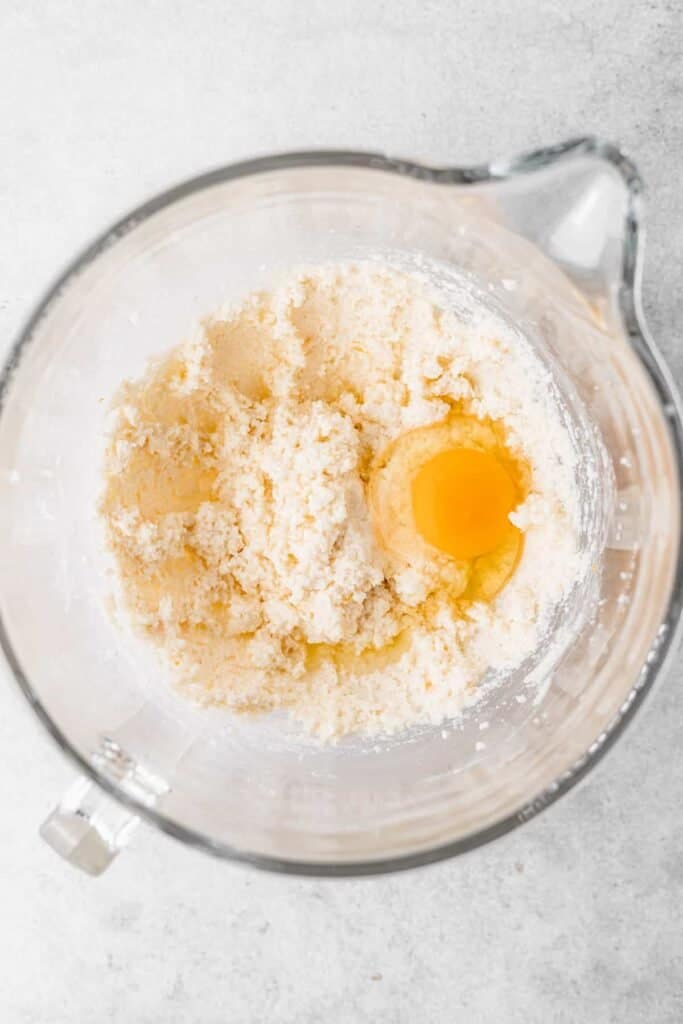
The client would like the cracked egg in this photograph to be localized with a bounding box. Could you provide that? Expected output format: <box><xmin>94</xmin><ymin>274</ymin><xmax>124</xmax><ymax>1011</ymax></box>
<box><xmin>369</xmin><ymin>414</ymin><xmax>529</xmax><ymax>602</ymax></box>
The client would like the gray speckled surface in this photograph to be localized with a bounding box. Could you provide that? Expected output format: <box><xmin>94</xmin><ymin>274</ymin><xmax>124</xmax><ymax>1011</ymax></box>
<box><xmin>1</xmin><ymin>2</ymin><xmax>683</xmax><ymax>1021</ymax></box>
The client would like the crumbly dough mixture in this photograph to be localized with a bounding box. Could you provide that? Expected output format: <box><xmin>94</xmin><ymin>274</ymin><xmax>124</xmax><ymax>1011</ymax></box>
<box><xmin>102</xmin><ymin>263</ymin><xmax>581</xmax><ymax>739</ymax></box>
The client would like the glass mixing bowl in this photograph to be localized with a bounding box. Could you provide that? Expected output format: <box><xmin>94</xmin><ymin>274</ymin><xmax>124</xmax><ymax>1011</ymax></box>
<box><xmin>1</xmin><ymin>137</ymin><xmax>681</xmax><ymax>876</ymax></box>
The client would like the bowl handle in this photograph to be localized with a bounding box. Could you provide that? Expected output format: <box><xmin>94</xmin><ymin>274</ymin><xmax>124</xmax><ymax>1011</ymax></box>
<box><xmin>40</xmin><ymin>775</ymin><xmax>139</xmax><ymax>876</ymax></box>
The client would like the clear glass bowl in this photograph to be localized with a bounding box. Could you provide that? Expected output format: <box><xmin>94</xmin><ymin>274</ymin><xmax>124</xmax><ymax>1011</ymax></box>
<box><xmin>1</xmin><ymin>137</ymin><xmax>681</xmax><ymax>876</ymax></box>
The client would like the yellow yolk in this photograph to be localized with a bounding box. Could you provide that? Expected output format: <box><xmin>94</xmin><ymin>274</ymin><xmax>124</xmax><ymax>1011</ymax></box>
<box><xmin>368</xmin><ymin>413</ymin><xmax>528</xmax><ymax>605</ymax></box>
<box><xmin>411</xmin><ymin>447</ymin><xmax>517</xmax><ymax>559</ymax></box>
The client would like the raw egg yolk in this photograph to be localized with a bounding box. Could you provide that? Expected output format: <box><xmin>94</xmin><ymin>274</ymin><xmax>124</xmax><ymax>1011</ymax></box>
<box><xmin>411</xmin><ymin>447</ymin><xmax>517</xmax><ymax>560</ymax></box>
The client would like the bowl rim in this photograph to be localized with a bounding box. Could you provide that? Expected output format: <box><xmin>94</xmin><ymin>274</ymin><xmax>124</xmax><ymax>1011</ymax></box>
<box><xmin>2</xmin><ymin>135</ymin><xmax>683</xmax><ymax>876</ymax></box>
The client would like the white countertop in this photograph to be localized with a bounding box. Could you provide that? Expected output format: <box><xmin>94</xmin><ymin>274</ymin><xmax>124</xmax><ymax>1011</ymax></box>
<box><xmin>2</xmin><ymin>3</ymin><xmax>683</xmax><ymax>1021</ymax></box>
